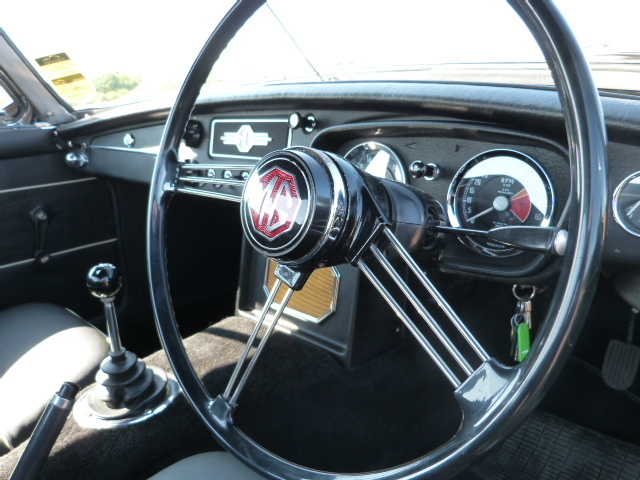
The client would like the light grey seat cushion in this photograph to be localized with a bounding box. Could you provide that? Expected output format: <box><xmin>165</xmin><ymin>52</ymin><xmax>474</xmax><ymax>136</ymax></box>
<box><xmin>0</xmin><ymin>303</ymin><xmax>108</xmax><ymax>452</ymax></box>
<box><xmin>149</xmin><ymin>452</ymin><xmax>266</xmax><ymax>480</ymax></box>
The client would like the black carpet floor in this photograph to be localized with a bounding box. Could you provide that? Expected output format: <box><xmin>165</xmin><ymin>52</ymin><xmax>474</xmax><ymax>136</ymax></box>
<box><xmin>5</xmin><ymin>316</ymin><xmax>638</xmax><ymax>479</ymax></box>
<box><xmin>468</xmin><ymin>410</ymin><xmax>640</xmax><ymax>480</ymax></box>
<box><xmin>0</xmin><ymin>316</ymin><xmax>459</xmax><ymax>479</ymax></box>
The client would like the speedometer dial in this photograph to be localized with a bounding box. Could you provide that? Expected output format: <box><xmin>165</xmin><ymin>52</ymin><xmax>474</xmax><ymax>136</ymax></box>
<box><xmin>447</xmin><ymin>150</ymin><xmax>554</xmax><ymax>256</ymax></box>
<box><xmin>345</xmin><ymin>142</ymin><xmax>406</xmax><ymax>183</ymax></box>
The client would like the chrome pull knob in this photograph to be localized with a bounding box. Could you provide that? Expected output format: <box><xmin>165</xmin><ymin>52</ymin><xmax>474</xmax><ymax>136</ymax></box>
<box><xmin>65</xmin><ymin>151</ymin><xmax>89</xmax><ymax>169</ymax></box>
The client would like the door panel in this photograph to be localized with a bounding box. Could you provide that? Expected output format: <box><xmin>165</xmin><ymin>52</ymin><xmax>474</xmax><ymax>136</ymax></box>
<box><xmin>0</xmin><ymin>127</ymin><xmax>119</xmax><ymax>319</ymax></box>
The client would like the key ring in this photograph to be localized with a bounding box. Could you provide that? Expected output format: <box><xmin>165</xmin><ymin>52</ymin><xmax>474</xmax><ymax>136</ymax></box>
<box><xmin>511</xmin><ymin>313</ymin><xmax>527</xmax><ymax>329</ymax></box>
<box><xmin>512</xmin><ymin>284</ymin><xmax>537</xmax><ymax>302</ymax></box>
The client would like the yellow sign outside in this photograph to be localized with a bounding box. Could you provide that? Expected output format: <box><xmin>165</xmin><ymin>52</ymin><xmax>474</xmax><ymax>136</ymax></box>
<box><xmin>35</xmin><ymin>52</ymin><xmax>96</xmax><ymax>106</ymax></box>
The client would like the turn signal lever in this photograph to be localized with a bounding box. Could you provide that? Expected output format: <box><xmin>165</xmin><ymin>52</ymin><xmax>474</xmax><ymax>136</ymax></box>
<box><xmin>78</xmin><ymin>264</ymin><xmax>174</xmax><ymax>423</ymax></box>
<box><xmin>431</xmin><ymin>224</ymin><xmax>568</xmax><ymax>256</ymax></box>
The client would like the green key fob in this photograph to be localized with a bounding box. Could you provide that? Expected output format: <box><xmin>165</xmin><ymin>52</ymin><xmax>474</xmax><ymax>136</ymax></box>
<box><xmin>517</xmin><ymin>322</ymin><xmax>531</xmax><ymax>362</ymax></box>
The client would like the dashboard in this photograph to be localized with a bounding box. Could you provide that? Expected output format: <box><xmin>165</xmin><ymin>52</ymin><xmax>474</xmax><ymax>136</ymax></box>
<box><xmin>58</xmin><ymin>82</ymin><xmax>640</xmax><ymax>275</ymax></box>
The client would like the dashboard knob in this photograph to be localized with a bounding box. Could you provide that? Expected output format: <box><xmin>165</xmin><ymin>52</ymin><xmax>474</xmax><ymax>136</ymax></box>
<box><xmin>288</xmin><ymin>112</ymin><xmax>317</xmax><ymax>133</ymax></box>
<box><xmin>183</xmin><ymin>120</ymin><xmax>203</xmax><ymax>147</ymax></box>
<box><xmin>65</xmin><ymin>151</ymin><xmax>89</xmax><ymax>169</ymax></box>
<box><xmin>410</xmin><ymin>161</ymin><xmax>427</xmax><ymax>179</ymax></box>
<box><xmin>86</xmin><ymin>263</ymin><xmax>122</xmax><ymax>299</ymax></box>
<box><xmin>410</xmin><ymin>161</ymin><xmax>440</xmax><ymax>180</ymax></box>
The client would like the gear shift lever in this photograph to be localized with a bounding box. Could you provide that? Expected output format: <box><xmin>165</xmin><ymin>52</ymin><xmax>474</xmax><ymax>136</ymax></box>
<box><xmin>86</xmin><ymin>263</ymin><xmax>124</xmax><ymax>354</ymax></box>
<box><xmin>74</xmin><ymin>264</ymin><xmax>178</xmax><ymax>426</ymax></box>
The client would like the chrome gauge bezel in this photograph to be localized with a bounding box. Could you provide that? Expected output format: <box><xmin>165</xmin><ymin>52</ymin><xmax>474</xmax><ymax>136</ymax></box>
<box><xmin>344</xmin><ymin>141</ymin><xmax>407</xmax><ymax>184</ymax></box>
<box><xmin>447</xmin><ymin>149</ymin><xmax>555</xmax><ymax>257</ymax></box>
<box><xmin>613</xmin><ymin>171</ymin><xmax>640</xmax><ymax>238</ymax></box>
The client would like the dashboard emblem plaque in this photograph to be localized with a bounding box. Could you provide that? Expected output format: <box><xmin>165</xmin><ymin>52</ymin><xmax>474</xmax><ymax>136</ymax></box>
<box><xmin>221</xmin><ymin>125</ymin><xmax>272</xmax><ymax>153</ymax></box>
<box><xmin>249</xmin><ymin>167</ymin><xmax>302</xmax><ymax>241</ymax></box>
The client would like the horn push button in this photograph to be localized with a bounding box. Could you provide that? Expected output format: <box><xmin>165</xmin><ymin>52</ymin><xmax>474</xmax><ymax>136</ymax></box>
<box><xmin>241</xmin><ymin>148</ymin><xmax>348</xmax><ymax>267</ymax></box>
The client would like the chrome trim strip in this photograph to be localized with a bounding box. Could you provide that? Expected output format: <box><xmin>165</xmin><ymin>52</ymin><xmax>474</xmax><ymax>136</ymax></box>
<box><xmin>180</xmin><ymin>163</ymin><xmax>253</xmax><ymax>170</ymax></box>
<box><xmin>178</xmin><ymin>176</ymin><xmax>245</xmax><ymax>187</ymax></box>
<box><xmin>209</xmin><ymin>118</ymin><xmax>292</xmax><ymax>160</ymax></box>
<box><xmin>0</xmin><ymin>258</ymin><xmax>33</xmax><ymax>270</ymax></box>
<box><xmin>50</xmin><ymin>238</ymin><xmax>118</xmax><ymax>258</ymax></box>
<box><xmin>0</xmin><ymin>177</ymin><xmax>97</xmax><ymax>194</ymax></box>
<box><xmin>0</xmin><ymin>238</ymin><xmax>118</xmax><ymax>270</ymax></box>
<box><xmin>177</xmin><ymin>187</ymin><xmax>241</xmax><ymax>202</ymax></box>
<box><xmin>91</xmin><ymin>145</ymin><xmax>159</xmax><ymax>155</ymax></box>
<box><xmin>51</xmin><ymin>394</ymin><xmax>74</xmax><ymax>409</ymax></box>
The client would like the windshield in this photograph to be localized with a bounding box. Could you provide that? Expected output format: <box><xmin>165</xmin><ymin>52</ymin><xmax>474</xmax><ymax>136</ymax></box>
<box><xmin>3</xmin><ymin>0</ymin><xmax>640</xmax><ymax>111</ymax></box>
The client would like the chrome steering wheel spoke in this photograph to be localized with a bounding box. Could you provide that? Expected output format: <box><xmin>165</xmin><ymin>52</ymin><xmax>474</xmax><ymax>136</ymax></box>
<box><xmin>222</xmin><ymin>279</ymin><xmax>294</xmax><ymax>408</ymax></box>
<box><xmin>358</xmin><ymin>259</ymin><xmax>463</xmax><ymax>387</ymax></box>
<box><xmin>358</xmin><ymin>226</ymin><xmax>491</xmax><ymax>388</ymax></box>
<box><xmin>381</xmin><ymin>228</ymin><xmax>490</xmax><ymax>362</ymax></box>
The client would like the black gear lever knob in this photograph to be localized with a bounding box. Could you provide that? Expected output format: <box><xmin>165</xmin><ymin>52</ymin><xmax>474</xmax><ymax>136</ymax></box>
<box><xmin>87</xmin><ymin>263</ymin><xmax>122</xmax><ymax>299</ymax></box>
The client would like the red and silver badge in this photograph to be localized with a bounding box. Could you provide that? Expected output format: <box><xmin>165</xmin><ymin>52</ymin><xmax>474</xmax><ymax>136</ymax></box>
<box><xmin>248</xmin><ymin>167</ymin><xmax>303</xmax><ymax>241</ymax></box>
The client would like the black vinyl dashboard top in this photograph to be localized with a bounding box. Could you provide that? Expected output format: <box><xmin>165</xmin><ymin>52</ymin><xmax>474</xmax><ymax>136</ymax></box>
<box><xmin>57</xmin><ymin>81</ymin><xmax>640</xmax><ymax>272</ymax></box>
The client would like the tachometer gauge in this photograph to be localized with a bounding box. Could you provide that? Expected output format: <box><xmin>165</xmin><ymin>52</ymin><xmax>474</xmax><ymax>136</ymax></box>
<box><xmin>613</xmin><ymin>172</ymin><xmax>640</xmax><ymax>237</ymax></box>
<box><xmin>345</xmin><ymin>142</ymin><xmax>406</xmax><ymax>183</ymax></box>
<box><xmin>447</xmin><ymin>150</ymin><xmax>554</xmax><ymax>256</ymax></box>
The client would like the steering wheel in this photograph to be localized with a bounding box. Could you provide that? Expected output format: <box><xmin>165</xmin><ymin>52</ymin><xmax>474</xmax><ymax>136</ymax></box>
<box><xmin>147</xmin><ymin>0</ymin><xmax>607</xmax><ymax>478</ymax></box>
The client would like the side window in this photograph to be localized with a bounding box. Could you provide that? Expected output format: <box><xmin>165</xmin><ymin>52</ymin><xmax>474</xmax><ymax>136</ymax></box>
<box><xmin>0</xmin><ymin>75</ymin><xmax>29</xmax><ymax>125</ymax></box>
<box><xmin>0</xmin><ymin>82</ymin><xmax>17</xmax><ymax>116</ymax></box>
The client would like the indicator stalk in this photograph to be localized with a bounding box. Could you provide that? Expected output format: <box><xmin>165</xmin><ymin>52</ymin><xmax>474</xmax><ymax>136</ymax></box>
<box><xmin>432</xmin><ymin>225</ymin><xmax>567</xmax><ymax>256</ymax></box>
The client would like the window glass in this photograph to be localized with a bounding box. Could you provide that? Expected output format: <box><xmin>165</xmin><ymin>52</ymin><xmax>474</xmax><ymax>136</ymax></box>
<box><xmin>3</xmin><ymin>0</ymin><xmax>640</xmax><ymax>110</ymax></box>
<box><xmin>0</xmin><ymin>81</ymin><xmax>20</xmax><ymax>123</ymax></box>
<box><xmin>2</xmin><ymin>0</ymin><xmax>234</xmax><ymax>108</ymax></box>
<box><xmin>0</xmin><ymin>83</ymin><xmax>14</xmax><ymax>113</ymax></box>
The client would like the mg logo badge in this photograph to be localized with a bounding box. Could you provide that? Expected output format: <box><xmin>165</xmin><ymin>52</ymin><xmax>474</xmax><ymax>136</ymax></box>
<box><xmin>250</xmin><ymin>168</ymin><xmax>302</xmax><ymax>240</ymax></box>
<box><xmin>221</xmin><ymin>125</ymin><xmax>272</xmax><ymax>153</ymax></box>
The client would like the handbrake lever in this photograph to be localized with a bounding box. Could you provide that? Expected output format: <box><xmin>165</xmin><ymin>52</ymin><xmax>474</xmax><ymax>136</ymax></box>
<box><xmin>10</xmin><ymin>382</ymin><xmax>78</xmax><ymax>480</ymax></box>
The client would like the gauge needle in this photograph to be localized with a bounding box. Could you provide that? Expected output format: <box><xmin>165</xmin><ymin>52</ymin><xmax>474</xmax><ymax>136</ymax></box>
<box><xmin>466</xmin><ymin>196</ymin><xmax>511</xmax><ymax>223</ymax></box>
<box><xmin>467</xmin><ymin>206</ymin><xmax>494</xmax><ymax>222</ymax></box>
<box><xmin>626</xmin><ymin>200</ymin><xmax>640</xmax><ymax>218</ymax></box>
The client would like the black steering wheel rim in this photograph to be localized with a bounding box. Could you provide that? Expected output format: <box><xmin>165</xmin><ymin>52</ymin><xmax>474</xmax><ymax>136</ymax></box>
<box><xmin>147</xmin><ymin>0</ymin><xmax>608</xmax><ymax>479</ymax></box>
